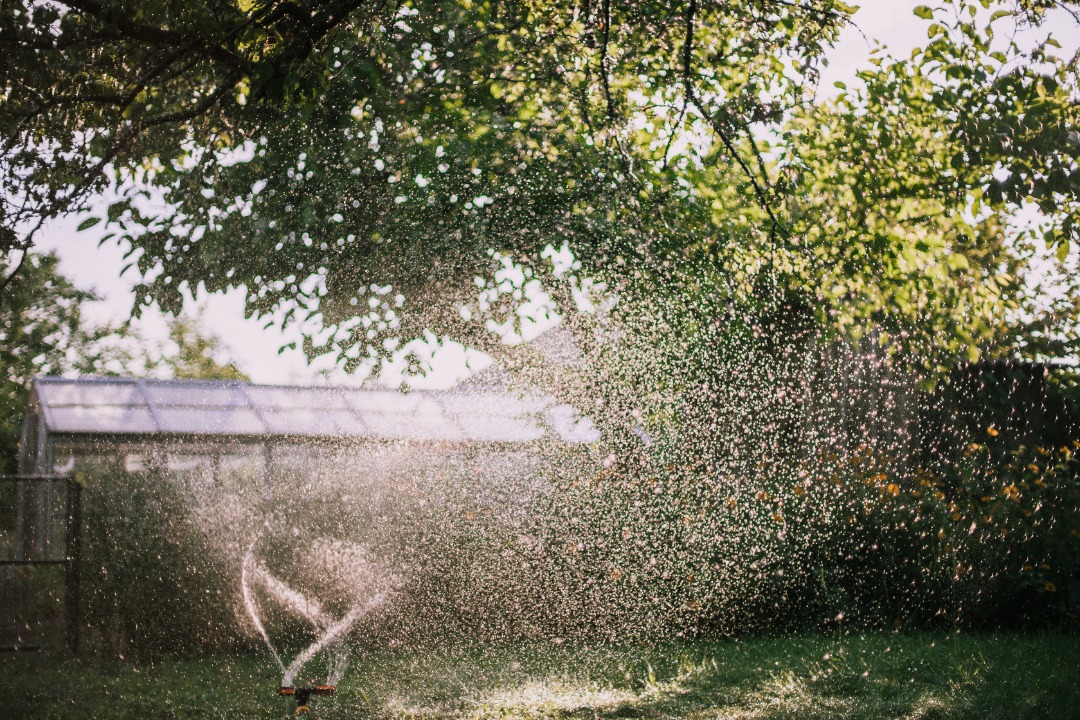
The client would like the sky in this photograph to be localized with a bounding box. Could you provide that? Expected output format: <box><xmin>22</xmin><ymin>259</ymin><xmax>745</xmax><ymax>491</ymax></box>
<box><xmin>35</xmin><ymin>1</ymin><xmax>1080</xmax><ymax>387</ymax></box>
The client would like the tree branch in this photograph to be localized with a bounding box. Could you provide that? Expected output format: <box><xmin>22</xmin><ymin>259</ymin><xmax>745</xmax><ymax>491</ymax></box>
<box><xmin>599</xmin><ymin>0</ymin><xmax>615</xmax><ymax>122</ymax></box>
<box><xmin>680</xmin><ymin>0</ymin><xmax>788</xmax><ymax>241</ymax></box>
<box><xmin>56</xmin><ymin>0</ymin><xmax>254</xmax><ymax>73</ymax></box>
<box><xmin>0</xmin><ymin>218</ymin><xmax>42</xmax><ymax>305</ymax></box>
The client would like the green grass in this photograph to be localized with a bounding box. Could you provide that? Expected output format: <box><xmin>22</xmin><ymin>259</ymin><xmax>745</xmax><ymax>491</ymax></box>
<box><xmin>1</xmin><ymin>633</ymin><xmax>1078</xmax><ymax>719</ymax></box>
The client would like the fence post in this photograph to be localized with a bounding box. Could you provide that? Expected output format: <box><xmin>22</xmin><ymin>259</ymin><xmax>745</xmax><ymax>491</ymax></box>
<box><xmin>65</xmin><ymin>478</ymin><xmax>82</xmax><ymax>654</ymax></box>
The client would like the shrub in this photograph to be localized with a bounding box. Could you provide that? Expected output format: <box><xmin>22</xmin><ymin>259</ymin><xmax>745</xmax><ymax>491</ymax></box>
<box><xmin>78</xmin><ymin>463</ymin><xmax>242</xmax><ymax>656</ymax></box>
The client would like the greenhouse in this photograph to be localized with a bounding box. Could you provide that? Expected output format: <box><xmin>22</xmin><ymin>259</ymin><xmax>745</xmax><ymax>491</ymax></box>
<box><xmin>20</xmin><ymin>375</ymin><xmax>599</xmax><ymax>471</ymax></box>
<box><xmin>13</xmin><ymin>375</ymin><xmax>599</xmax><ymax>560</ymax></box>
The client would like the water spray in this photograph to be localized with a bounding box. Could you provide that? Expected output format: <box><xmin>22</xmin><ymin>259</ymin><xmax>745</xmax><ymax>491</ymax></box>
<box><xmin>242</xmin><ymin>535</ymin><xmax>394</xmax><ymax>716</ymax></box>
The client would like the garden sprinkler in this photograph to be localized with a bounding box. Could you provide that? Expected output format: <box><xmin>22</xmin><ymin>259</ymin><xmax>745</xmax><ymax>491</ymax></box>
<box><xmin>278</xmin><ymin>685</ymin><xmax>335</xmax><ymax>717</ymax></box>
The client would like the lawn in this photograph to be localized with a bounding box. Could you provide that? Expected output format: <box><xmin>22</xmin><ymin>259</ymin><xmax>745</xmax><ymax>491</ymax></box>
<box><xmin>1</xmin><ymin>632</ymin><xmax>1078</xmax><ymax>719</ymax></box>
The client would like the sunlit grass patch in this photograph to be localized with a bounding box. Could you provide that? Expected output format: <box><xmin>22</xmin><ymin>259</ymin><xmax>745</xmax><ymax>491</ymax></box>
<box><xmin>470</xmin><ymin>680</ymin><xmax>639</xmax><ymax>717</ymax></box>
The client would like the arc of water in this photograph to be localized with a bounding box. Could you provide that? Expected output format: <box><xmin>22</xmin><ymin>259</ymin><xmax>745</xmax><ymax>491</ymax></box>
<box><xmin>325</xmin><ymin>644</ymin><xmax>350</xmax><ymax>687</ymax></box>
<box><xmin>249</xmin><ymin>559</ymin><xmax>331</xmax><ymax>630</ymax></box>
<box><xmin>248</xmin><ymin>557</ymin><xmax>353</xmax><ymax>686</ymax></box>
<box><xmin>242</xmin><ymin>535</ymin><xmax>393</xmax><ymax>688</ymax></box>
<box><xmin>242</xmin><ymin>541</ymin><xmax>286</xmax><ymax>675</ymax></box>
<box><xmin>282</xmin><ymin>591</ymin><xmax>389</xmax><ymax>688</ymax></box>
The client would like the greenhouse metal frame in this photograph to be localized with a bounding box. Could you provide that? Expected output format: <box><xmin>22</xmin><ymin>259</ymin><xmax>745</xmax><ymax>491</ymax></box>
<box><xmin>14</xmin><ymin>375</ymin><xmax>598</xmax><ymax>558</ymax></box>
<box><xmin>19</xmin><ymin>375</ymin><xmax>599</xmax><ymax>475</ymax></box>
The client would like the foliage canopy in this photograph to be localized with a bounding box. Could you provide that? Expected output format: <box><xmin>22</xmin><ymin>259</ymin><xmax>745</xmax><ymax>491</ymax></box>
<box><xmin>1</xmin><ymin>0</ymin><xmax>1078</xmax><ymax>382</ymax></box>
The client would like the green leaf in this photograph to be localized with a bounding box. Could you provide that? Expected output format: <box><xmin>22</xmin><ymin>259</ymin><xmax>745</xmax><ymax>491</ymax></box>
<box><xmin>948</xmin><ymin>253</ymin><xmax>970</xmax><ymax>270</ymax></box>
<box><xmin>76</xmin><ymin>217</ymin><xmax>101</xmax><ymax>232</ymax></box>
<box><xmin>107</xmin><ymin>201</ymin><xmax>130</xmax><ymax>222</ymax></box>
<box><xmin>1057</xmin><ymin>239</ymin><xmax>1070</xmax><ymax>262</ymax></box>
<box><xmin>914</xmin><ymin>5</ymin><xmax>934</xmax><ymax>19</ymax></box>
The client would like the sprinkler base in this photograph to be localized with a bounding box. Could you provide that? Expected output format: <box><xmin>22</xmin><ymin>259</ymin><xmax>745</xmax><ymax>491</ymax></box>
<box><xmin>278</xmin><ymin>686</ymin><xmax>335</xmax><ymax>711</ymax></box>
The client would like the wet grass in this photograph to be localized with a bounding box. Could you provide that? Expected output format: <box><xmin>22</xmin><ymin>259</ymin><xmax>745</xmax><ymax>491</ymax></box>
<box><xmin>1</xmin><ymin>632</ymin><xmax>1077</xmax><ymax>719</ymax></box>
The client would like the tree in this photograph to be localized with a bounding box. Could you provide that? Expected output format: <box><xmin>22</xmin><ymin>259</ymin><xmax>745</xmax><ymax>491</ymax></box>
<box><xmin>1</xmin><ymin>0</ymin><xmax>857</xmax><ymax>292</ymax></box>
<box><xmin>159</xmin><ymin>312</ymin><xmax>249</xmax><ymax>381</ymax></box>
<box><xmin>0</xmin><ymin>253</ymin><xmax>125</xmax><ymax>471</ymax></box>
<box><xmin>3</xmin><ymin>0</ymin><xmax>1078</xmax><ymax>428</ymax></box>
<box><xmin>772</xmin><ymin>3</ymin><xmax>1080</xmax><ymax>363</ymax></box>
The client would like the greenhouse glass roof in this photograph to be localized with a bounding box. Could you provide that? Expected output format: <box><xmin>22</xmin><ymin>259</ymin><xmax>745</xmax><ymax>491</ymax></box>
<box><xmin>31</xmin><ymin>376</ymin><xmax>600</xmax><ymax>444</ymax></box>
